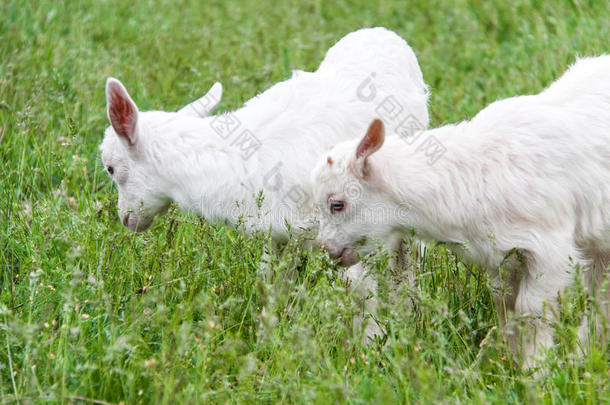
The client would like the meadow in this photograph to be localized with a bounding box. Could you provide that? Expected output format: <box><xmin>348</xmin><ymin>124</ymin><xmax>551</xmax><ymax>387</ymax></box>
<box><xmin>1</xmin><ymin>0</ymin><xmax>609</xmax><ymax>403</ymax></box>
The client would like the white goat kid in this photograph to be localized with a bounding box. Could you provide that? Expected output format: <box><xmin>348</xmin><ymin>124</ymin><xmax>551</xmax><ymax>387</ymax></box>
<box><xmin>99</xmin><ymin>27</ymin><xmax>430</xmax><ymax>340</ymax></box>
<box><xmin>313</xmin><ymin>56</ymin><xmax>610</xmax><ymax>368</ymax></box>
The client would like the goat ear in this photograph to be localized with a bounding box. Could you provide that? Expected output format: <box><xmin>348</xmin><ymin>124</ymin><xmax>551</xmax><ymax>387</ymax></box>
<box><xmin>178</xmin><ymin>82</ymin><xmax>223</xmax><ymax>117</ymax></box>
<box><xmin>355</xmin><ymin>119</ymin><xmax>385</xmax><ymax>175</ymax></box>
<box><xmin>106</xmin><ymin>77</ymin><xmax>139</xmax><ymax>147</ymax></box>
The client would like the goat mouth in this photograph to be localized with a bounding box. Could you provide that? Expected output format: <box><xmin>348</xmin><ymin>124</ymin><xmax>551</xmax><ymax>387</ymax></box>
<box><xmin>122</xmin><ymin>213</ymin><xmax>153</xmax><ymax>232</ymax></box>
<box><xmin>338</xmin><ymin>248</ymin><xmax>358</xmax><ymax>266</ymax></box>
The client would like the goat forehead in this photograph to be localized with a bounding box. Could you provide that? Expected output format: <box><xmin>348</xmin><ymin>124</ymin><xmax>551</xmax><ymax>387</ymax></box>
<box><xmin>100</xmin><ymin>129</ymin><xmax>128</xmax><ymax>164</ymax></box>
<box><xmin>315</xmin><ymin>171</ymin><xmax>351</xmax><ymax>199</ymax></box>
<box><xmin>316</xmin><ymin>158</ymin><xmax>351</xmax><ymax>184</ymax></box>
<box><xmin>313</xmin><ymin>167</ymin><xmax>335</xmax><ymax>187</ymax></box>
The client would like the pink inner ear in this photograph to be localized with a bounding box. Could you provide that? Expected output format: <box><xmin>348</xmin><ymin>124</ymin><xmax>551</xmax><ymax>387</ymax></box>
<box><xmin>108</xmin><ymin>84</ymin><xmax>137</xmax><ymax>146</ymax></box>
<box><xmin>356</xmin><ymin>119</ymin><xmax>384</xmax><ymax>159</ymax></box>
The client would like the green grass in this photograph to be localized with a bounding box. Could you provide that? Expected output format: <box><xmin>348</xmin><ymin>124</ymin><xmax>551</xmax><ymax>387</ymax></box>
<box><xmin>1</xmin><ymin>0</ymin><xmax>609</xmax><ymax>403</ymax></box>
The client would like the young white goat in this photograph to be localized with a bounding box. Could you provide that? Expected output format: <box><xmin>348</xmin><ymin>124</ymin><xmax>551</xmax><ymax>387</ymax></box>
<box><xmin>312</xmin><ymin>56</ymin><xmax>610</xmax><ymax>368</ymax></box>
<box><xmin>99</xmin><ymin>28</ymin><xmax>429</xmax><ymax>340</ymax></box>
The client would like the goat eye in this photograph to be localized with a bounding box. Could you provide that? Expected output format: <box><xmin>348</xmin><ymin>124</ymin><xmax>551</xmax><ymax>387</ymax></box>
<box><xmin>107</xmin><ymin>166</ymin><xmax>114</xmax><ymax>175</ymax></box>
<box><xmin>329</xmin><ymin>200</ymin><xmax>346</xmax><ymax>214</ymax></box>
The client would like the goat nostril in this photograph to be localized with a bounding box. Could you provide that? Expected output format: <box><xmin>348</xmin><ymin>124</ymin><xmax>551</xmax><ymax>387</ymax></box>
<box><xmin>122</xmin><ymin>214</ymin><xmax>130</xmax><ymax>227</ymax></box>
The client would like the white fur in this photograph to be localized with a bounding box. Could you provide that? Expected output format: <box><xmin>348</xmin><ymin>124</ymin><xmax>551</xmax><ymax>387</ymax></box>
<box><xmin>313</xmin><ymin>55</ymin><xmax>610</xmax><ymax>367</ymax></box>
<box><xmin>99</xmin><ymin>27</ymin><xmax>429</xmax><ymax>242</ymax></box>
<box><xmin>178</xmin><ymin>82</ymin><xmax>223</xmax><ymax>118</ymax></box>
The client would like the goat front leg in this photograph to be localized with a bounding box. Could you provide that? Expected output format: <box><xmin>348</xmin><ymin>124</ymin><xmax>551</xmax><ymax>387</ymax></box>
<box><xmin>344</xmin><ymin>237</ymin><xmax>416</xmax><ymax>345</ymax></box>
<box><xmin>490</xmin><ymin>250</ymin><xmax>525</xmax><ymax>360</ymax></box>
<box><xmin>581</xmin><ymin>252</ymin><xmax>610</xmax><ymax>346</ymax></box>
<box><xmin>342</xmin><ymin>261</ymin><xmax>381</xmax><ymax>344</ymax></box>
<box><xmin>594</xmin><ymin>253</ymin><xmax>610</xmax><ymax>335</ymax></box>
<box><xmin>513</xmin><ymin>245</ymin><xmax>578</xmax><ymax>370</ymax></box>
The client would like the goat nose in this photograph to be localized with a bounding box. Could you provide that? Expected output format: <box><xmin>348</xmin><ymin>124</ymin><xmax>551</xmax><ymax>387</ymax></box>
<box><xmin>122</xmin><ymin>213</ymin><xmax>130</xmax><ymax>227</ymax></box>
<box><xmin>319</xmin><ymin>242</ymin><xmax>342</xmax><ymax>259</ymax></box>
<box><xmin>327</xmin><ymin>249</ymin><xmax>342</xmax><ymax>260</ymax></box>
